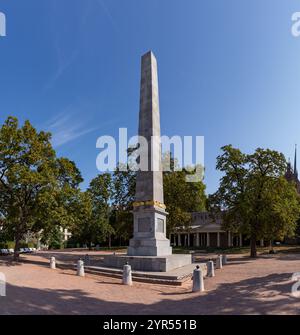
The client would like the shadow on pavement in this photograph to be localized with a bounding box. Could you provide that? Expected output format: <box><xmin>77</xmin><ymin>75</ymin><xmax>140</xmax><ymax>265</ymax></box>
<box><xmin>0</xmin><ymin>271</ymin><xmax>299</xmax><ymax>315</ymax></box>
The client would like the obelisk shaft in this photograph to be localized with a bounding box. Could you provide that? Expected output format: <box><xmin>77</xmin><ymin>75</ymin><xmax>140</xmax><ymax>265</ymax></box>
<box><xmin>135</xmin><ymin>51</ymin><xmax>164</xmax><ymax>204</ymax></box>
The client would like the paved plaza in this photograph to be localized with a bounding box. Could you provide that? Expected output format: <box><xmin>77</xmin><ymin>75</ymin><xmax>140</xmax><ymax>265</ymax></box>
<box><xmin>1</xmin><ymin>251</ymin><xmax>300</xmax><ymax>315</ymax></box>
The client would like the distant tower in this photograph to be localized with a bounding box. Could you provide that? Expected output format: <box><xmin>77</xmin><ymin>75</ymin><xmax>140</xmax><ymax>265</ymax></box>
<box><xmin>285</xmin><ymin>145</ymin><xmax>300</xmax><ymax>194</ymax></box>
<box><xmin>285</xmin><ymin>158</ymin><xmax>292</xmax><ymax>179</ymax></box>
<box><xmin>294</xmin><ymin>144</ymin><xmax>298</xmax><ymax>179</ymax></box>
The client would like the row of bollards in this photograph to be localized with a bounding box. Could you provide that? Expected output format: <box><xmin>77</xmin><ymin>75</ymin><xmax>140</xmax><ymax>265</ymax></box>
<box><xmin>49</xmin><ymin>257</ymin><xmax>133</xmax><ymax>285</ymax></box>
<box><xmin>192</xmin><ymin>254</ymin><xmax>228</xmax><ymax>292</ymax></box>
<box><xmin>49</xmin><ymin>257</ymin><xmax>85</xmax><ymax>277</ymax></box>
<box><xmin>49</xmin><ymin>254</ymin><xmax>227</xmax><ymax>290</ymax></box>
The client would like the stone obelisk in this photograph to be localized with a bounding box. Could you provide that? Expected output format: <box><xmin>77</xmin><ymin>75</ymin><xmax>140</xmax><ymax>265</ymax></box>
<box><xmin>128</xmin><ymin>51</ymin><xmax>172</xmax><ymax>257</ymax></box>
<box><xmin>104</xmin><ymin>51</ymin><xmax>191</xmax><ymax>271</ymax></box>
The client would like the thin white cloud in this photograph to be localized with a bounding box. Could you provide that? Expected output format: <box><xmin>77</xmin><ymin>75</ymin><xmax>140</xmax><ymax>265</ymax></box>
<box><xmin>44</xmin><ymin>104</ymin><xmax>121</xmax><ymax>148</ymax></box>
<box><xmin>43</xmin><ymin>49</ymin><xmax>79</xmax><ymax>92</ymax></box>
<box><xmin>96</xmin><ymin>0</ymin><xmax>120</xmax><ymax>34</ymax></box>
<box><xmin>50</xmin><ymin>122</ymin><xmax>97</xmax><ymax>148</ymax></box>
<box><xmin>45</xmin><ymin>107</ymin><xmax>98</xmax><ymax>147</ymax></box>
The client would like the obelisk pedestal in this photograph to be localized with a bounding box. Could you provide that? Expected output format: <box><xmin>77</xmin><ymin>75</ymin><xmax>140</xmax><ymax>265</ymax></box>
<box><xmin>127</xmin><ymin>204</ymin><xmax>172</xmax><ymax>257</ymax></box>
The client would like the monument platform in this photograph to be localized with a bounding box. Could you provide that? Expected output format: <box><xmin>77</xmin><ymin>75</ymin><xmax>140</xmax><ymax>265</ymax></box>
<box><xmin>87</xmin><ymin>262</ymin><xmax>207</xmax><ymax>286</ymax></box>
<box><xmin>103</xmin><ymin>254</ymin><xmax>192</xmax><ymax>272</ymax></box>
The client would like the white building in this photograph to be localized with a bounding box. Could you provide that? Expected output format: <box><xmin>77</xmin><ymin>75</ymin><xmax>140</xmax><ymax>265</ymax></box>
<box><xmin>169</xmin><ymin>212</ymin><xmax>244</xmax><ymax>248</ymax></box>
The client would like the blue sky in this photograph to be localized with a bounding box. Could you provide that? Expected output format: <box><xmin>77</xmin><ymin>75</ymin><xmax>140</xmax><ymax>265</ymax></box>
<box><xmin>1</xmin><ymin>0</ymin><xmax>300</xmax><ymax>194</ymax></box>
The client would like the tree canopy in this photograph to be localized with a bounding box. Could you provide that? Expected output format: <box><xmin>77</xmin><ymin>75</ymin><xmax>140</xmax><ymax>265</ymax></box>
<box><xmin>209</xmin><ymin>145</ymin><xmax>300</xmax><ymax>257</ymax></box>
<box><xmin>0</xmin><ymin>116</ymin><xmax>83</xmax><ymax>259</ymax></box>
<box><xmin>163</xmin><ymin>155</ymin><xmax>206</xmax><ymax>234</ymax></box>
<box><xmin>3</xmin><ymin>117</ymin><xmax>298</xmax><ymax>260</ymax></box>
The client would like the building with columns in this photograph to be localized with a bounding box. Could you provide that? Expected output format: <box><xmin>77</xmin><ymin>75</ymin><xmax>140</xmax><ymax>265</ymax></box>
<box><xmin>170</xmin><ymin>211</ymin><xmax>244</xmax><ymax>248</ymax></box>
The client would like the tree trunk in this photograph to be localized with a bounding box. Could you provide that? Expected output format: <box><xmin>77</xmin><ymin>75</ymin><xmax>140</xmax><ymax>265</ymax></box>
<box><xmin>15</xmin><ymin>209</ymin><xmax>26</xmax><ymax>262</ymax></box>
<box><xmin>269</xmin><ymin>240</ymin><xmax>273</xmax><ymax>252</ymax></box>
<box><xmin>250</xmin><ymin>235</ymin><xmax>257</xmax><ymax>258</ymax></box>
<box><xmin>108</xmin><ymin>235</ymin><xmax>111</xmax><ymax>248</ymax></box>
<box><xmin>14</xmin><ymin>237</ymin><xmax>20</xmax><ymax>262</ymax></box>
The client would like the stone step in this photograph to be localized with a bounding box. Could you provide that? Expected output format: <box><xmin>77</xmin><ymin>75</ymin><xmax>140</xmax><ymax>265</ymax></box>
<box><xmin>82</xmin><ymin>267</ymin><xmax>197</xmax><ymax>286</ymax></box>
<box><xmin>56</xmin><ymin>261</ymin><xmax>207</xmax><ymax>286</ymax></box>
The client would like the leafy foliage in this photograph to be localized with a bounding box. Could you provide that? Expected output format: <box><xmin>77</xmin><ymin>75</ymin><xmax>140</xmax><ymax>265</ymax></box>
<box><xmin>163</xmin><ymin>155</ymin><xmax>206</xmax><ymax>234</ymax></box>
<box><xmin>209</xmin><ymin>145</ymin><xmax>300</xmax><ymax>257</ymax></box>
<box><xmin>0</xmin><ymin>117</ymin><xmax>82</xmax><ymax>259</ymax></box>
<box><xmin>70</xmin><ymin>174</ymin><xmax>115</xmax><ymax>247</ymax></box>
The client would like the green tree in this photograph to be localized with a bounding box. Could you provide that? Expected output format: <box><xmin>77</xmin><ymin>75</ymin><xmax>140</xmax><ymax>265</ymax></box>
<box><xmin>0</xmin><ymin>117</ymin><xmax>82</xmax><ymax>260</ymax></box>
<box><xmin>111</xmin><ymin>165</ymin><xmax>135</xmax><ymax>244</ymax></box>
<box><xmin>163</xmin><ymin>155</ymin><xmax>206</xmax><ymax>234</ymax></box>
<box><xmin>88</xmin><ymin>173</ymin><xmax>115</xmax><ymax>247</ymax></box>
<box><xmin>210</xmin><ymin>145</ymin><xmax>300</xmax><ymax>258</ymax></box>
<box><xmin>71</xmin><ymin>174</ymin><xmax>115</xmax><ymax>248</ymax></box>
<box><xmin>41</xmin><ymin>225</ymin><xmax>64</xmax><ymax>249</ymax></box>
<box><xmin>35</xmin><ymin>158</ymin><xmax>84</xmax><ymax>242</ymax></box>
<box><xmin>261</xmin><ymin>177</ymin><xmax>300</xmax><ymax>249</ymax></box>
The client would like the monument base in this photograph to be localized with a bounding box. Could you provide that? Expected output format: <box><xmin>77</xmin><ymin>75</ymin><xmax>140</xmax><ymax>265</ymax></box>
<box><xmin>103</xmin><ymin>254</ymin><xmax>192</xmax><ymax>272</ymax></box>
<box><xmin>127</xmin><ymin>237</ymin><xmax>172</xmax><ymax>257</ymax></box>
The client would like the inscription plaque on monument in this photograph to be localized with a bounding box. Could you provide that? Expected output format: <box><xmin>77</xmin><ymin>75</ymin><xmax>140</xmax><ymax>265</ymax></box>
<box><xmin>156</xmin><ymin>218</ymin><xmax>164</xmax><ymax>233</ymax></box>
<box><xmin>138</xmin><ymin>217</ymin><xmax>151</xmax><ymax>232</ymax></box>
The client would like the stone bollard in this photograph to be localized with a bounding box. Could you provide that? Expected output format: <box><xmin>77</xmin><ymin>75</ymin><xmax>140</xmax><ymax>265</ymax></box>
<box><xmin>192</xmin><ymin>265</ymin><xmax>204</xmax><ymax>292</ymax></box>
<box><xmin>190</xmin><ymin>251</ymin><xmax>195</xmax><ymax>263</ymax></box>
<box><xmin>206</xmin><ymin>260</ymin><xmax>215</xmax><ymax>277</ymax></box>
<box><xmin>84</xmin><ymin>254</ymin><xmax>90</xmax><ymax>266</ymax></box>
<box><xmin>216</xmin><ymin>255</ymin><xmax>223</xmax><ymax>269</ymax></box>
<box><xmin>123</xmin><ymin>262</ymin><xmax>133</xmax><ymax>286</ymax></box>
<box><xmin>77</xmin><ymin>259</ymin><xmax>85</xmax><ymax>277</ymax></box>
<box><xmin>50</xmin><ymin>257</ymin><xmax>56</xmax><ymax>269</ymax></box>
<box><xmin>222</xmin><ymin>254</ymin><xmax>228</xmax><ymax>265</ymax></box>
